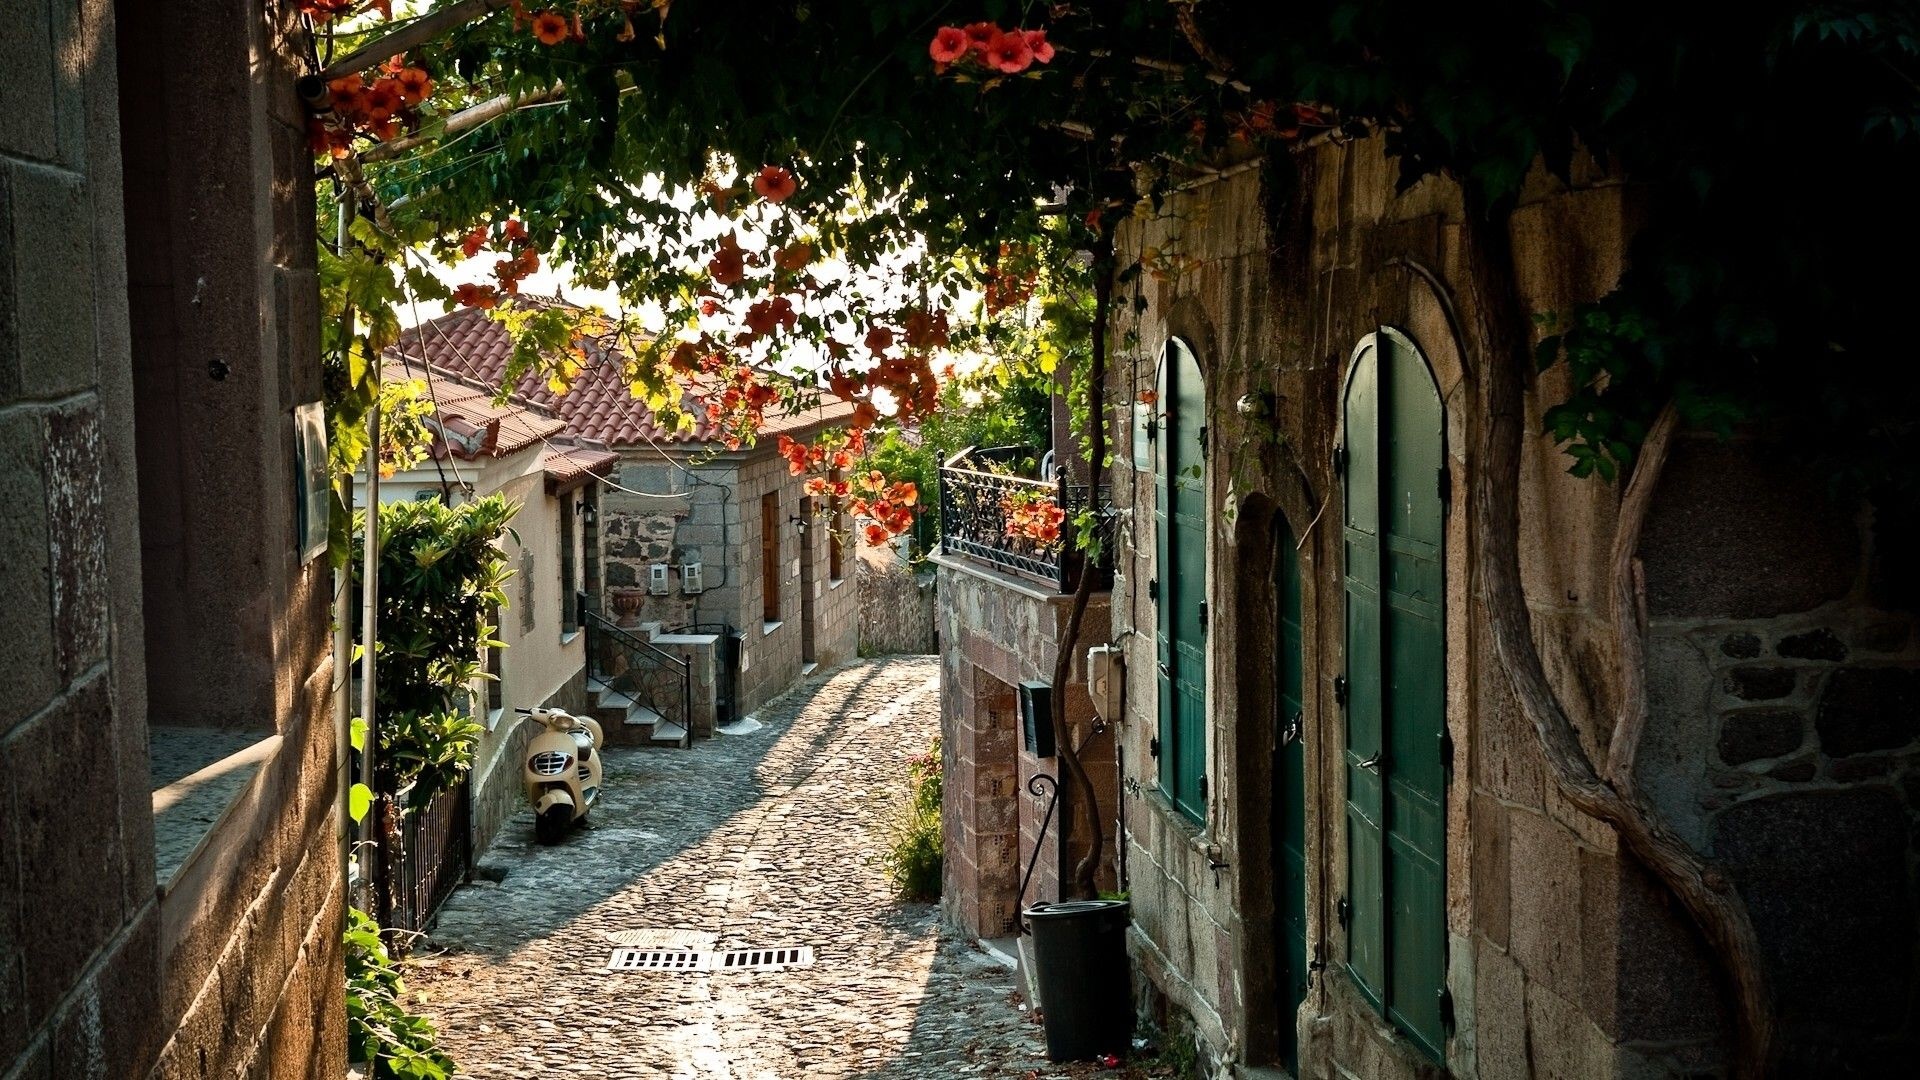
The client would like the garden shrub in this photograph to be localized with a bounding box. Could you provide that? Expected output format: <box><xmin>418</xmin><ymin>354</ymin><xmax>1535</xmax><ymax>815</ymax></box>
<box><xmin>881</xmin><ymin>737</ymin><xmax>944</xmax><ymax>901</ymax></box>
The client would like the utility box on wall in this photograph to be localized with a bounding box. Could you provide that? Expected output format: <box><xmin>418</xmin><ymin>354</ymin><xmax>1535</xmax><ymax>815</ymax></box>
<box><xmin>1019</xmin><ymin>680</ymin><xmax>1054</xmax><ymax>757</ymax></box>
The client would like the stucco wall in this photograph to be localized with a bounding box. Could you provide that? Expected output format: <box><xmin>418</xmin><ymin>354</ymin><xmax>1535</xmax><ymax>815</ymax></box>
<box><xmin>3</xmin><ymin>2</ymin><xmax>345</xmax><ymax>1077</ymax></box>
<box><xmin>1097</xmin><ymin>136</ymin><xmax>1919</xmax><ymax>1079</ymax></box>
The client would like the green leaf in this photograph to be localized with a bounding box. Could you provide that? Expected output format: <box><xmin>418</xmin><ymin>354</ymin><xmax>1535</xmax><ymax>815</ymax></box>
<box><xmin>349</xmin><ymin>782</ymin><xmax>373</xmax><ymax>824</ymax></box>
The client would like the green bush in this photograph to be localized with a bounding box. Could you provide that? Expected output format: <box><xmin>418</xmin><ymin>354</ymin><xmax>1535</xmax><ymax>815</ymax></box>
<box><xmin>881</xmin><ymin>738</ymin><xmax>944</xmax><ymax>901</ymax></box>
<box><xmin>345</xmin><ymin>907</ymin><xmax>457</xmax><ymax>1080</ymax></box>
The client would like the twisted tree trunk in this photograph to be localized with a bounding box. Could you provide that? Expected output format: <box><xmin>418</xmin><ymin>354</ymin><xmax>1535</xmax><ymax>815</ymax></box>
<box><xmin>1461</xmin><ymin>203</ymin><xmax>1776</xmax><ymax>1077</ymax></box>
<box><xmin>1052</xmin><ymin>226</ymin><xmax>1117</xmax><ymax>901</ymax></box>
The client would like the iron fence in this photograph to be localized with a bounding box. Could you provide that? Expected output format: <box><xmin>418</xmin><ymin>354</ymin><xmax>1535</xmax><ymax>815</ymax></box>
<box><xmin>374</xmin><ymin>777</ymin><xmax>470</xmax><ymax>945</ymax></box>
<box><xmin>937</xmin><ymin>447</ymin><xmax>1113</xmax><ymax>593</ymax></box>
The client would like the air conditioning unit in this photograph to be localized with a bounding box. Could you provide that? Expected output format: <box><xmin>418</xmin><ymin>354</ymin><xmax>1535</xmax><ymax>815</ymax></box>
<box><xmin>681</xmin><ymin>560</ymin><xmax>705</xmax><ymax>594</ymax></box>
<box><xmin>648</xmin><ymin>563</ymin><xmax>670</xmax><ymax>596</ymax></box>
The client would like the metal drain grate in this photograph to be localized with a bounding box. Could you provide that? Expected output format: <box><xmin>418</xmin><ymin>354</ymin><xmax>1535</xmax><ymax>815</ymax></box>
<box><xmin>604</xmin><ymin>944</ymin><xmax>816</xmax><ymax>973</ymax></box>
<box><xmin>713</xmin><ymin>946</ymin><xmax>814</xmax><ymax>971</ymax></box>
<box><xmin>607</xmin><ymin>948</ymin><xmax>710</xmax><ymax>972</ymax></box>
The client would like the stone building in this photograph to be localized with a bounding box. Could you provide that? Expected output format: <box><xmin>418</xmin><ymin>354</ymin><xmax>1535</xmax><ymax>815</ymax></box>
<box><xmin>937</xmin><ymin>135</ymin><xmax>1920</xmax><ymax>1077</ymax></box>
<box><xmin>358</xmin><ymin>359</ymin><xmax>616</xmax><ymax>855</ymax></box>
<box><xmin>1102</xmin><ymin>142</ymin><xmax>1920</xmax><ymax>1078</ymax></box>
<box><xmin>3</xmin><ymin>2</ymin><xmax>345</xmax><ymax>1077</ymax></box>
<box><xmin>396</xmin><ymin>303</ymin><xmax>860</xmax><ymax>729</ymax></box>
<box><xmin>932</xmin><ymin>448</ymin><xmax>1119</xmax><ymax>938</ymax></box>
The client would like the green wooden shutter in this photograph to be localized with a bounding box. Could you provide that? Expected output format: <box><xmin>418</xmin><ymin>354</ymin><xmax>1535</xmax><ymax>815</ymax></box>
<box><xmin>1275</xmin><ymin>515</ymin><xmax>1308</xmax><ymax>1076</ymax></box>
<box><xmin>1342</xmin><ymin>339</ymin><xmax>1387</xmax><ymax>1003</ymax></box>
<box><xmin>1155</xmin><ymin>340</ymin><xmax>1208</xmax><ymax>825</ymax></box>
<box><xmin>1343</xmin><ymin>330</ymin><xmax>1447</xmax><ymax>1060</ymax></box>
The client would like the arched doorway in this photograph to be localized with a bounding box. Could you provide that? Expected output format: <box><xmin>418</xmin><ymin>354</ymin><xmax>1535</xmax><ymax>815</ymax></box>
<box><xmin>1272</xmin><ymin>512</ymin><xmax>1308</xmax><ymax>1074</ymax></box>
<box><xmin>1341</xmin><ymin>327</ymin><xmax>1447</xmax><ymax>1059</ymax></box>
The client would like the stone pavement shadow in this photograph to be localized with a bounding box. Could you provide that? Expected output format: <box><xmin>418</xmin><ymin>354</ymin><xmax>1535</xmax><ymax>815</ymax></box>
<box><xmin>420</xmin><ymin>661</ymin><xmax>921</xmax><ymax>959</ymax></box>
<box><xmin>843</xmin><ymin>928</ymin><xmax>1066</xmax><ymax>1080</ymax></box>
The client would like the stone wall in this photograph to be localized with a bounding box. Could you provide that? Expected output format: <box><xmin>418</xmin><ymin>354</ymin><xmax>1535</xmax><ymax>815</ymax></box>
<box><xmin>1632</xmin><ymin>436</ymin><xmax>1919</xmax><ymax>1074</ymax></box>
<box><xmin>857</xmin><ymin>540</ymin><xmax>937</xmax><ymax>655</ymax></box>
<box><xmin>3</xmin><ymin>2</ymin><xmax>345</xmax><ymax>1078</ymax></box>
<box><xmin>1095</xmin><ymin>135</ymin><xmax>1920</xmax><ymax>1079</ymax></box>
<box><xmin>936</xmin><ymin>555</ymin><xmax>1116</xmax><ymax>940</ymax></box>
<box><xmin>601</xmin><ymin>442</ymin><xmax>858</xmax><ymax>720</ymax></box>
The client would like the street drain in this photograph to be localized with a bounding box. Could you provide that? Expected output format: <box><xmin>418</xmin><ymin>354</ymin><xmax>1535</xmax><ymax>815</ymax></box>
<box><xmin>714</xmin><ymin>946</ymin><xmax>814</xmax><ymax>970</ymax></box>
<box><xmin>607</xmin><ymin>948</ymin><xmax>709</xmax><ymax>972</ymax></box>
<box><xmin>604</xmin><ymin>944</ymin><xmax>816</xmax><ymax>973</ymax></box>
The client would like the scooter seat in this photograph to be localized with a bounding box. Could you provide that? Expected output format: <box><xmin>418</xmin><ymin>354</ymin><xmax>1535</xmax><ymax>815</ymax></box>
<box><xmin>570</xmin><ymin>730</ymin><xmax>595</xmax><ymax>759</ymax></box>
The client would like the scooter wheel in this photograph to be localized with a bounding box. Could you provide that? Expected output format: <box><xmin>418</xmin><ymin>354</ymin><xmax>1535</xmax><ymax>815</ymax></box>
<box><xmin>535</xmin><ymin>804</ymin><xmax>570</xmax><ymax>845</ymax></box>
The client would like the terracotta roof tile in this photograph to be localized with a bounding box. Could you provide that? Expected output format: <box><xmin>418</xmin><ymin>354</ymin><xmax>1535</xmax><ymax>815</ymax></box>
<box><xmin>392</xmin><ymin>301</ymin><xmax>853</xmax><ymax>449</ymax></box>
<box><xmin>382</xmin><ymin>357</ymin><xmax>566</xmax><ymax>460</ymax></box>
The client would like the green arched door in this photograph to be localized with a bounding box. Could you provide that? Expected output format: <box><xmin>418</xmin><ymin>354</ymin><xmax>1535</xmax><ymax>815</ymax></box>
<box><xmin>1154</xmin><ymin>338</ymin><xmax>1208</xmax><ymax>824</ymax></box>
<box><xmin>1341</xmin><ymin>328</ymin><xmax>1447</xmax><ymax>1059</ymax></box>
<box><xmin>1274</xmin><ymin>515</ymin><xmax>1307</xmax><ymax>1074</ymax></box>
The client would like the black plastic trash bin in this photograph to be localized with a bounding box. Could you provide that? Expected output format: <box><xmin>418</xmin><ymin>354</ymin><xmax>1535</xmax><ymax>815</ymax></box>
<box><xmin>1025</xmin><ymin>899</ymin><xmax>1134</xmax><ymax>1061</ymax></box>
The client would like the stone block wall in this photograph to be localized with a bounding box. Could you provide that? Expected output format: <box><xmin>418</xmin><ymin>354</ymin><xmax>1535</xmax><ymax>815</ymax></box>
<box><xmin>1632</xmin><ymin>435</ymin><xmax>1920</xmax><ymax>1074</ymax></box>
<box><xmin>1</xmin><ymin>4</ymin><xmax>162</xmax><ymax>1074</ymax></box>
<box><xmin>602</xmin><ymin>440</ymin><xmax>857</xmax><ymax>721</ymax></box>
<box><xmin>857</xmin><ymin>540</ymin><xmax>938</xmax><ymax>655</ymax></box>
<box><xmin>4</xmin><ymin>2</ymin><xmax>345</xmax><ymax>1078</ymax></box>
<box><xmin>1095</xmin><ymin>134</ymin><xmax>1920</xmax><ymax>1080</ymax></box>
<box><xmin>936</xmin><ymin>554</ymin><xmax>1116</xmax><ymax>941</ymax></box>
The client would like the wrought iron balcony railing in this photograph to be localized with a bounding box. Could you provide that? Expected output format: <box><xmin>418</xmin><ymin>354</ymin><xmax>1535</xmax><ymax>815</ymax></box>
<box><xmin>937</xmin><ymin>446</ymin><xmax>1113</xmax><ymax>594</ymax></box>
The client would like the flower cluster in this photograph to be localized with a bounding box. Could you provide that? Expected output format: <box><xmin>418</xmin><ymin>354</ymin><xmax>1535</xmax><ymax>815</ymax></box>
<box><xmin>778</xmin><ymin>433</ymin><xmax>919</xmax><ymax>544</ymax></box>
<box><xmin>450</xmin><ymin>218</ymin><xmax>540</xmax><ymax>309</ymax></box>
<box><xmin>309</xmin><ymin>57</ymin><xmax>434</xmax><ymax>157</ymax></box>
<box><xmin>1002</xmin><ymin>490</ymin><xmax>1066</xmax><ymax>545</ymax></box>
<box><xmin>928</xmin><ymin>22</ymin><xmax>1055</xmax><ymax>75</ymax></box>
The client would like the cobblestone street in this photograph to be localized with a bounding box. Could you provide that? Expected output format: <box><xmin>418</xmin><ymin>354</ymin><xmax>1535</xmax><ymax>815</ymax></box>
<box><xmin>409</xmin><ymin>659</ymin><xmax>1073</xmax><ymax>1079</ymax></box>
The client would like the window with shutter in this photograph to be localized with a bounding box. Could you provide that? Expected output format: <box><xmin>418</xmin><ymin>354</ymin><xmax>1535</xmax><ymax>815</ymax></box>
<box><xmin>1153</xmin><ymin>338</ymin><xmax>1209</xmax><ymax>825</ymax></box>
<box><xmin>1341</xmin><ymin>329</ymin><xmax>1447</xmax><ymax>1060</ymax></box>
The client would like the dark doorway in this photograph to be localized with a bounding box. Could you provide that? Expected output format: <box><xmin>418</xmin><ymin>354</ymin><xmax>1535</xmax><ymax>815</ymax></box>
<box><xmin>1273</xmin><ymin>513</ymin><xmax>1308</xmax><ymax>1074</ymax></box>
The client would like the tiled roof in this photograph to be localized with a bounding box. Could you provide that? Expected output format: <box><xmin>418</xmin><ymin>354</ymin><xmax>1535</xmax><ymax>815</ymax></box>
<box><xmin>542</xmin><ymin>439</ymin><xmax>621</xmax><ymax>490</ymax></box>
<box><xmin>382</xmin><ymin>357</ymin><xmax>565</xmax><ymax>461</ymax></box>
<box><xmin>391</xmin><ymin>300</ymin><xmax>854</xmax><ymax>449</ymax></box>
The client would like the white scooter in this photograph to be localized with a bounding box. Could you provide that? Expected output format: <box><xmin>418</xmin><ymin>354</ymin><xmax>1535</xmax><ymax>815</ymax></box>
<box><xmin>519</xmin><ymin>707</ymin><xmax>604</xmax><ymax>844</ymax></box>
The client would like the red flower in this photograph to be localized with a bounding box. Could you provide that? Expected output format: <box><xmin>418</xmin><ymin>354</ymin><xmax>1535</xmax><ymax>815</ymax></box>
<box><xmin>962</xmin><ymin>22</ymin><xmax>998</xmax><ymax>54</ymax></box>
<box><xmin>531</xmin><ymin>10</ymin><xmax>569</xmax><ymax>45</ymax></box>
<box><xmin>863</xmin><ymin>523</ymin><xmax>892</xmax><ymax>546</ymax></box>
<box><xmin>503</xmin><ymin>218</ymin><xmax>527</xmax><ymax>243</ymax></box>
<box><xmin>1023</xmin><ymin>29</ymin><xmax>1055</xmax><ymax>64</ymax></box>
<box><xmin>929</xmin><ymin>26</ymin><xmax>969</xmax><ymax>64</ymax></box>
<box><xmin>362</xmin><ymin>78</ymin><xmax>403</xmax><ymax>120</ymax></box>
<box><xmin>864</xmin><ymin>326</ymin><xmax>894</xmax><ymax>355</ymax></box>
<box><xmin>396</xmin><ymin>66</ymin><xmax>434</xmax><ymax>105</ymax></box>
<box><xmin>753</xmin><ymin>166</ymin><xmax>797</xmax><ymax>203</ymax></box>
<box><xmin>452</xmin><ymin>282</ymin><xmax>499</xmax><ymax>309</ymax></box>
<box><xmin>460</xmin><ymin>226</ymin><xmax>488</xmax><ymax>258</ymax></box>
<box><xmin>708</xmin><ymin>235</ymin><xmax>746</xmax><ymax>285</ymax></box>
<box><xmin>774</xmin><ymin>242</ymin><xmax>813</xmax><ymax>272</ymax></box>
<box><xmin>984</xmin><ymin>30</ymin><xmax>1032</xmax><ymax>73</ymax></box>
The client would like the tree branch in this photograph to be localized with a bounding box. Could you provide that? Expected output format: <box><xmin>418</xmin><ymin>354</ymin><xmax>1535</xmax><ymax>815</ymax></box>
<box><xmin>1051</xmin><ymin>224</ymin><xmax>1117</xmax><ymax>900</ymax></box>
<box><xmin>360</xmin><ymin>83</ymin><xmax>565</xmax><ymax>163</ymax></box>
<box><xmin>1604</xmin><ymin>402</ymin><xmax>1679</xmax><ymax>786</ymax></box>
<box><xmin>321</xmin><ymin>0</ymin><xmax>511</xmax><ymax>82</ymax></box>
<box><xmin>1462</xmin><ymin>203</ymin><xmax>1775</xmax><ymax>1079</ymax></box>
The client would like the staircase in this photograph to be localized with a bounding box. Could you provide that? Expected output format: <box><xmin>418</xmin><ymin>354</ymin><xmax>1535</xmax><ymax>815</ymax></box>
<box><xmin>585</xmin><ymin>612</ymin><xmax>693</xmax><ymax>748</ymax></box>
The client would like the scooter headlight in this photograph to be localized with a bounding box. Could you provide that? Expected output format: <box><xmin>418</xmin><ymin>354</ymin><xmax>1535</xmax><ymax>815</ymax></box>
<box><xmin>530</xmin><ymin>751</ymin><xmax>572</xmax><ymax>776</ymax></box>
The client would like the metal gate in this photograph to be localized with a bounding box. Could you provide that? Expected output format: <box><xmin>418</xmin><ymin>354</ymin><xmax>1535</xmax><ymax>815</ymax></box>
<box><xmin>375</xmin><ymin>778</ymin><xmax>471</xmax><ymax>944</ymax></box>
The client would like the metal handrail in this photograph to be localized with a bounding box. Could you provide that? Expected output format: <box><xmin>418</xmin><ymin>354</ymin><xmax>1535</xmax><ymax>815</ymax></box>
<box><xmin>585</xmin><ymin>611</ymin><xmax>693</xmax><ymax>737</ymax></box>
